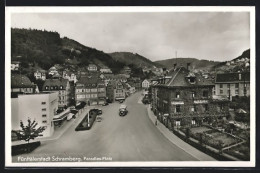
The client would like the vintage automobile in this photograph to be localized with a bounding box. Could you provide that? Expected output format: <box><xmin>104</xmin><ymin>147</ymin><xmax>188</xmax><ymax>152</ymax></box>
<box><xmin>96</xmin><ymin>115</ymin><xmax>102</xmax><ymax>122</ymax></box>
<box><xmin>119</xmin><ymin>105</ymin><xmax>128</xmax><ymax>116</ymax></box>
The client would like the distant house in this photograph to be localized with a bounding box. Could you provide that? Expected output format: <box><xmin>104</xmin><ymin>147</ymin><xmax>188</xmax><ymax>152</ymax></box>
<box><xmin>106</xmin><ymin>80</ymin><xmax>125</xmax><ymax>102</ymax></box>
<box><xmin>63</xmin><ymin>70</ymin><xmax>77</xmax><ymax>83</ymax></box>
<box><xmin>48</xmin><ymin>66</ymin><xmax>59</xmax><ymax>76</ymax></box>
<box><xmin>100</xmin><ymin>66</ymin><xmax>112</xmax><ymax>74</ymax></box>
<box><xmin>87</xmin><ymin>64</ymin><xmax>98</xmax><ymax>72</ymax></box>
<box><xmin>226</xmin><ymin>61</ymin><xmax>231</xmax><ymax>66</ymax></box>
<box><xmin>11</xmin><ymin>61</ymin><xmax>21</xmax><ymax>71</ymax></box>
<box><xmin>11</xmin><ymin>74</ymin><xmax>37</xmax><ymax>95</ymax></box>
<box><xmin>42</xmin><ymin>78</ymin><xmax>71</xmax><ymax>108</ymax></box>
<box><xmin>75</xmin><ymin>77</ymin><xmax>106</xmax><ymax>105</ymax></box>
<box><xmin>142</xmin><ymin>79</ymin><xmax>150</xmax><ymax>89</ymax></box>
<box><xmin>215</xmin><ymin>72</ymin><xmax>250</xmax><ymax>98</ymax></box>
<box><xmin>34</xmin><ymin>69</ymin><xmax>46</xmax><ymax>80</ymax></box>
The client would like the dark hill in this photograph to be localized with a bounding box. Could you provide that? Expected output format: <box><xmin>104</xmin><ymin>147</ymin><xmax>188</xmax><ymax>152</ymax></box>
<box><xmin>11</xmin><ymin>28</ymin><xmax>124</xmax><ymax>73</ymax></box>
<box><xmin>109</xmin><ymin>52</ymin><xmax>162</xmax><ymax>68</ymax></box>
<box><xmin>155</xmin><ymin>57</ymin><xmax>220</xmax><ymax>71</ymax></box>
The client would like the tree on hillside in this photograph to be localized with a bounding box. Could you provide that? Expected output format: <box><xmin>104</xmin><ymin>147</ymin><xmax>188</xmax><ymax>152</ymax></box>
<box><xmin>14</xmin><ymin>118</ymin><xmax>45</xmax><ymax>149</ymax></box>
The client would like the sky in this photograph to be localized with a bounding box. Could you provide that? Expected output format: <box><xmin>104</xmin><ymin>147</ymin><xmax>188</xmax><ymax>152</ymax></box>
<box><xmin>11</xmin><ymin>12</ymin><xmax>250</xmax><ymax>62</ymax></box>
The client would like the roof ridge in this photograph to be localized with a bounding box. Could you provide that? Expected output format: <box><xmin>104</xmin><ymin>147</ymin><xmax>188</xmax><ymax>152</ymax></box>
<box><xmin>167</xmin><ymin>67</ymin><xmax>182</xmax><ymax>86</ymax></box>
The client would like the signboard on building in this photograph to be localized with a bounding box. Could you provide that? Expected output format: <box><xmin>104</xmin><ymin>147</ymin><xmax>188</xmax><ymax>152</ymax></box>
<box><xmin>171</xmin><ymin>101</ymin><xmax>184</xmax><ymax>105</ymax></box>
<box><xmin>194</xmin><ymin>100</ymin><xmax>208</xmax><ymax>104</ymax></box>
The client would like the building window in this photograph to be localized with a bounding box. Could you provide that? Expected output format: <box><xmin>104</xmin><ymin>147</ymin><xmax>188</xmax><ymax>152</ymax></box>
<box><xmin>204</xmin><ymin>104</ymin><xmax>209</xmax><ymax>112</ymax></box>
<box><xmin>235</xmin><ymin>83</ymin><xmax>239</xmax><ymax>88</ymax></box>
<box><xmin>42</xmin><ymin>114</ymin><xmax>47</xmax><ymax>118</ymax></box>
<box><xmin>203</xmin><ymin>91</ymin><xmax>208</xmax><ymax>98</ymax></box>
<box><xmin>191</xmin><ymin>91</ymin><xmax>196</xmax><ymax>98</ymax></box>
<box><xmin>176</xmin><ymin>92</ymin><xmax>180</xmax><ymax>98</ymax></box>
<box><xmin>45</xmin><ymin>86</ymin><xmax>49</xmax><ymax>90</ymax></box>
<box><xmin>220</xmin><ymin>90</ymin><xmax>223</xmax><ymax>94</ymax></box>
<box><xmin>191</xmin><ymin>105</ymin><xmax>197</xmax><ymax>112</ymax></box>
<box><xmin>244</xmin><ymin>89</ymin><xmax>247</xmax><ymax>95</ymax></box>
<box><xmin>220</xmin><ymin>84</ymin><xmax>223</xmax><ymax>88</ymax></box>
<box><xmin>42</xmin><ymin>108</ymin><xmax>46</xmax><ymax>111</ymax></box>
<box><xmin>235</xmin><ymin>89</ymin><xmax>239</xmax><ymax>95</ymax></box>
<box><xmin>176</xmin><ymin>105</ymin><xmax>181</xmax><ymax>113</ymax></box>
<box><xmin>42</xmin><ymin>120</ymin><xmax>47</xmax><ymax>123</ymax></box>
<box><xmin>41</xmin><ymin>102</ymin><xmax>46</xmax><ymax>105</ymax></box>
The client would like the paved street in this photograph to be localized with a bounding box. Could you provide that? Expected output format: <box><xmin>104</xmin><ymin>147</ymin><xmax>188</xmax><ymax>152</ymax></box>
<box><xmin>13</xmin><ymin>92</ymin><xmax>198</xmax><ymax>162</ymax></box>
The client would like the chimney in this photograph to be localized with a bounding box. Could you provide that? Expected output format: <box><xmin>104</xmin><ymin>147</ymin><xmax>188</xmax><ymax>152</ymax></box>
<box><xmin>187</xmin><ymin>63</ymin><xmax>191</xmax><ymax>71</ymax></box>
<box><xmin>173</xmin><ymin>64</ymin><xmax>177</xmax><ymax>71</ymax></box>
<box><xmin>239</xmin><ymin>73</ymin><xmax>242</xmax><ymax>80</ymax></box>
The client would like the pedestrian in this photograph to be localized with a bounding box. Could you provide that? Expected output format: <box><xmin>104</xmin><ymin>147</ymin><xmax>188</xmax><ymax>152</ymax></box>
<box><xmin>155</xmin><ymin>119</ymin><xmax>157</xmax><ymax>126</ymax></box>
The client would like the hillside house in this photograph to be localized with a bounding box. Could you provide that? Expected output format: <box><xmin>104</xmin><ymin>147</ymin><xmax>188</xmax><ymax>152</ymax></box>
<box><xmin>34</xmin><ymin>69</ymin><xmax>46</xmax><ymax>80</ymax></box>
<box><xmin>11</xmin><ymin>61</ymin><xmax>21</xmax><ymax>71</ymax></box>
<box><xmin>87</xmin><ymin>64</ymin><xmax>98</xmax><ymax>72</ymax></box>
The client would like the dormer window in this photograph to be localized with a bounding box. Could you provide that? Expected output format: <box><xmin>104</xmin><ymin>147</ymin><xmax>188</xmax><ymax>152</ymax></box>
<box><xmin>60</xmin><ymin>86</ymin><xmax>63</xmax><ymax>89</ymax></box>
<box><xmin>188</xmin><ymin>77</ymin><xmax>196</xmax><ymax>84</ymax></box>
<box><xmin>50</xmin><ymin>86</ymin><xmax>54</xmax><ymax>90</ymax></box>
<box><xmin>176</xmin><ymin>91</ymin><xmax>180</xmax><ymax>98</ymax></box>
<box><xmin>45</xmin><ymin>86</ymin><xmax>49</xmax><ymax>90</ymax></box>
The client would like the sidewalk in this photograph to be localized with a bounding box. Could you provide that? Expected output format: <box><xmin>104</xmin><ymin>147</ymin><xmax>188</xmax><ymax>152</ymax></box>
<box><xmin>12</xmin><ymin>106</ymin><xmax>95</xmax><ymax>146</ymax></box>
<box><xmin>146</xmin><ymin>105</ymin><xmax>216</xmax><ymax>161</ymax></box>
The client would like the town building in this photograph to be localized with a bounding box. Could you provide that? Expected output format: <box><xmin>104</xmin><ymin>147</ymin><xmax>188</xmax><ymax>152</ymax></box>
<box><xmin>11</xmin><ymin>73</ymin><xmax>37</xmax><ymax>96</ymax></box>
<box><xmin>75</xmin><ymin>77</ymin><xmax>106</xmax><ymax>105</ymax></box>
<box><xmin>106</xmin><ymin>80</ymin><xmax>125</xmax><ymax>102</ymax></box>
<box><xmin>11</xmin><ymin>61</ymin><xmax>21</xmax><ymax>71</ymax></box>
<box><xmin>48</xmin><ymin>66</ymin><xmax>59</xmax><ymax>76</ymax></box>
<box><xmin>87</xmin><ymin>64</ymin><xmax>98</xmax><ymax>72</ymax></box>
<box><xmin>42</xmin><ymin>78</ymin><xmax>71</xmax><ymax>108</ymax></box>
<box><xmin>128</xmin><ymin>77</ymin><xmax>142</xmax><ymax>91</ymax></box>
<box><xmin>100</xmin><ymin>66</ymin><xmax>112</xmax><ymax>74</ymax></box>
<box><xmin>11</xmin><ymin>92</ymin><xmax>58</xmax><ymax>138</ymax></box>
<box><xmin>34</xmin><ymin>69</ymin><xmax>46</xmax><ymax>80</ymax></box>
<box><xmin>62</xmin><ymin>70</ymin><xmax>77</xmax><ymax>83</ymax></box>
<box><xmin>142</xmin><ymin>79</ymin><xmax>150</xmax><ymax>89</ymax></box>
<box><xmin>151</xmin><ymin>64</ymin><xmax>230</xmax><ymax>128</ymax></box>
<box><xmin>215</xmin><ymin>72</ymin><xmax>250</xmax><ymax>98</ymax></box>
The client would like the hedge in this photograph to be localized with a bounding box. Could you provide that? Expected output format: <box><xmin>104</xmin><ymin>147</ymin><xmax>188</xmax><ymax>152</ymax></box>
<box><xmin>12</xmin><ymin>141</ymin><xmax>41</xmax><ymax>156</ymax></box>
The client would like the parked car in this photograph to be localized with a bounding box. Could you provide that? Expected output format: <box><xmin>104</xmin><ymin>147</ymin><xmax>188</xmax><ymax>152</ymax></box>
<box><xmin>96</xmin><ymin>115</ymin><xmax>102</xmax><ymax>122</ymax></box>
<box><xmin>67</xmin><ymin>113</ymin><xmax>75</xmax><ymax>121</ymax></box>
<box><xmin>102</xmin><ymin>102</ymin><xmax>109</xmax><ymax>106</ymax></box>
<box><xmin>119</xmin><ymin>105</ymin><xmax>128</xmax><ymax>116</ymax></box>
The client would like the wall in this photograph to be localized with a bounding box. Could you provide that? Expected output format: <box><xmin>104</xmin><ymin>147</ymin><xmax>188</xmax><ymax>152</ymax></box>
<box><xmin>12</xmin><ymin>92</ymin><xmax>58</xmax><ymax>138</ymax></box>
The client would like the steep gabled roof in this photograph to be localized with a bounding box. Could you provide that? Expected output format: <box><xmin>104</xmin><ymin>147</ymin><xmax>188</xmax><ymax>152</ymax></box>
<box><xmin>42</xmin><ymin>78</ymin><xmax>69</xmax><ymax>90</ymax></box>
<box><xmin>165</xmin><ymin>67</ymin><xmax>214</xmax><ymax>87</ymax></box>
